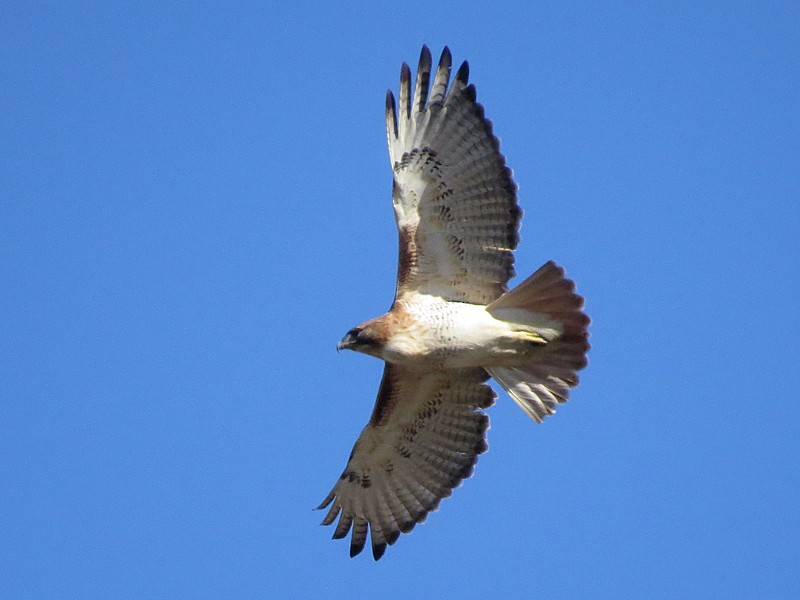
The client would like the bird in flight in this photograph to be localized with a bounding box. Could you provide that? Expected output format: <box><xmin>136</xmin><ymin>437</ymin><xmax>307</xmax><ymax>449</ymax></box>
<box><xmin>319</xmin><ymin>46</ymin><xmax>590</xmax><ymax>560</ymax></box>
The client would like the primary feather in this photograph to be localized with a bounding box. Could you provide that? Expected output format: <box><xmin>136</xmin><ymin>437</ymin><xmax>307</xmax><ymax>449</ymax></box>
<box><xmin>386</xmin><ymin>46</ymin><xmax>520</xmax><ymax>305</ymax></box>
<box><xmin>321</xmin><ymin>46</ymin><xmax>590</xmax><ymax>560</ymax></box>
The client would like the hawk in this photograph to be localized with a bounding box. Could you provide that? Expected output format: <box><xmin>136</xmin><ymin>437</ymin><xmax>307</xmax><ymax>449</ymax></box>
<box><xmin>319</xmin><ymin>46</ymin><xmax>590</xmax><ymax>560</ymax></box>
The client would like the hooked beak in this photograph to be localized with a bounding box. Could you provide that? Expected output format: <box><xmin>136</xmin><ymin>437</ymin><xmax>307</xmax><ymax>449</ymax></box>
<box><xmin>337</xmin><ymin>331</ymin><xmax>357</xmax><ymax>352</ymax></box>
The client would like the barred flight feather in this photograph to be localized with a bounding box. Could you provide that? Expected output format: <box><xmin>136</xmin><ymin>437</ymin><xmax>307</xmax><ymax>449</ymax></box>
<box><xmin>320</xmin><ymin>46</ymin><xmax>590</xmax><ymax>561</ymax></box>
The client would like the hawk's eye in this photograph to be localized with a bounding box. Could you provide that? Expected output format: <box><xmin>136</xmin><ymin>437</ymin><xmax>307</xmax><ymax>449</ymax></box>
<box><xmin>348</xmin><ymin>328</ymin><xmax>362</xmax><ymax>339</ymax></box>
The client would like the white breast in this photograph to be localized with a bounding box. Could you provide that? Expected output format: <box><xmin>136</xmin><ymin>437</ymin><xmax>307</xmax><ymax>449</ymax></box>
<box><xmin>382</xmin><ymin>294</ymin><xmax>523</xmax><ymax>368</ymax></box>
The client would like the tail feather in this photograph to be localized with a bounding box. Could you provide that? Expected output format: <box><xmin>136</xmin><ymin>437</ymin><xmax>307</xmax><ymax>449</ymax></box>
<box><xmin>487</xmin><ymin>261</ymin><xmax>590</xmax><ymax>423</ymax></box>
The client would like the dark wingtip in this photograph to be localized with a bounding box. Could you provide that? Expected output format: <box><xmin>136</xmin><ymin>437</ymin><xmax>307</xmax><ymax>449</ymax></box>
<box><xmin>385</xmin><ymin>90</ymin><xmax>397</xmax><ymax>137</ymax></box>
<box><xmin>464</xmin><ymin>83</ymin><xmax>476</xmax><ymax>102</ymax></box>
<box><xmin>419</xmin><ymin>44</ymin><xmax>432</xmax><ymax>67</ymax></box>
<box><xmin>455</xmin><ymin>60</ymin><xmax>469</xmax><ymax>85</ymax></box>
<box><xmin>400</xmin><ymin>62</ymin><xmax>411</xmax><ymax>85</ymax></box>
<box><xmin>316</xmin><ymin>492</ymin><xmax>334</xmax><ymax>511</ymax></box>
<box><xmin>349</xmin><ymin>541</ymin><xmax>365</xmax><ymax>558</ymax></box>
<box><xmin>399</xmin><ymin>520</ymin><xmax>416</xmax><ymax>534</ymax></box>
<box><xmin>400</xmin><ymin>62</ymin><xmax>412</xmax><ymax>118</ymax></box>
<box><xmin>438</xmin><ymin>46</ymin><xmax>452</xmax><ymax>72</ymax></box>
<box><xmin>372</xmin><ymin>542</ymin><xmax>387</xmax><ymax>561</ymax></box>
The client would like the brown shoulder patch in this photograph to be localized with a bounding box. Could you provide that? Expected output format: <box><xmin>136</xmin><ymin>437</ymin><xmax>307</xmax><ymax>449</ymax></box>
<box><xmin>395</xmin><ymin>223</ymin><xmax>418</xmax><ymax>297</ymax></box>
<box><xmin>369</xmin><ymin>366</ymin><xmax>400</xmax><ymax>426</ymax></box>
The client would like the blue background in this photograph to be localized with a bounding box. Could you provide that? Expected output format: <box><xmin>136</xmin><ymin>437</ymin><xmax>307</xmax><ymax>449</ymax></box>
<box><xmin>2</xmin><ymin>2</ymin><xmax>798</xmax><ymax>598</ymax></box>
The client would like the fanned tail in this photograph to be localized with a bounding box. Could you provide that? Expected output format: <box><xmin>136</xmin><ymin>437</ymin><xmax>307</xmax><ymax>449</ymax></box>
<box><xmin>487</xmin><ymin>261</ymin><xmax>590</xmax><ymax>422</ymax></box>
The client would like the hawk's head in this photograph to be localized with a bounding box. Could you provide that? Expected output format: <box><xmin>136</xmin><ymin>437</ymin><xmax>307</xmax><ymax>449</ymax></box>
<box><xmin>337</xmin><ymin>325</ymin><xmax>382</xmax><ymax>355</ymax></box>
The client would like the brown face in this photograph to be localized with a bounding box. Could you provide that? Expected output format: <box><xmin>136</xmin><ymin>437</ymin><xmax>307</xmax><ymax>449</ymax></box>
<box><xmin>337</xmin><ymin>326</ymin><xmax>381</xmax><ymax>354</ymax></box>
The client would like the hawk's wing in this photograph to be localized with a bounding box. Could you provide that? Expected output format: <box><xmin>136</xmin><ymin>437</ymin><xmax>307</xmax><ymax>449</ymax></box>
<box><xmin>386</xmin><ymin>46</ymin><xmax>520</xmax><ymax>305</ymax></box>
<box><xmin>318</xmin><ymin>364</ymin><xmax>495</xmax><ymax>560</ymax></box>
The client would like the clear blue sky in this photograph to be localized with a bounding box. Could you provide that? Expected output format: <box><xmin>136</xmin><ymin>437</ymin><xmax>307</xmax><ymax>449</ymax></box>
<box><xmin>2</xmin><ymin>2</ymin><xmax>798</xmax><ymax>598</ymax></box>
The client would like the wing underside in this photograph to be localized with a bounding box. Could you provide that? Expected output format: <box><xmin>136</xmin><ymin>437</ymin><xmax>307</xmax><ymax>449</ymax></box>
<box><xmin>318</xmin><ymin>364</ymin><xmax>495</xmax><ymax>560</ymax></box>
<box><xmin>386</xmin><ymin>46</ymin><xmax>521</xmax><ymax>305</ymax></box>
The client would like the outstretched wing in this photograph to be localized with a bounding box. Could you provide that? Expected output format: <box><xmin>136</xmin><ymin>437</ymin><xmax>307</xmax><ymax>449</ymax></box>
<box><xmin>318</xmin><ymin>364</ymin><xmax>495</xmax><ymax>560</ymax></box>
<box><xmin>386</xmin><ymin>46</ymin><xmax>520</xmax><ymax>305</ymax></box>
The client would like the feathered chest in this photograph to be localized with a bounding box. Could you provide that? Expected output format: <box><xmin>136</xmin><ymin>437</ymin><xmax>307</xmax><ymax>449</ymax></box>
<box><xmin>379</xmin><ymin>295</ymin><xmax>505</xmax><ymax>367</ymax></box>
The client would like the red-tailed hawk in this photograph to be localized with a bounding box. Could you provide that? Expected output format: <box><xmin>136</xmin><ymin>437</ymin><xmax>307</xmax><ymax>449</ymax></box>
<box><xmin>319</xmin><ymin>46</ymin><xmax>590</xmax><ymax>560</ymax></box>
